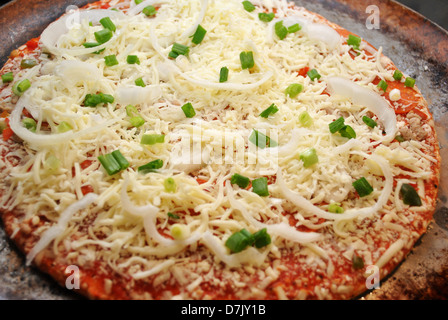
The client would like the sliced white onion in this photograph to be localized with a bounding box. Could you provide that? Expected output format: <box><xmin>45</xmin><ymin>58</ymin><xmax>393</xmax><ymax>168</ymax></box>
<box><xmin>202</xmin><ymin>231</ymin><xmax>268</xmax><ymax>268</ymax></box>
<box><xmin>10</xmin><ymin>95</ymin><xmax>117</xmax><ymax>147</ymax></box>
<box><xmin>26</xmin><ymin>193</ymin><xmax>98</xmax><ymax>265</ymax></box>
<box><xmin>326</xmin><ymin>77</ymin><xmax>397</xmax><ymax>142</ymax></box>
<box><xmin>116</xmin><ymin>85</ymin><xmax>162</xmax><ymax>106</ymax></box>
<box><xmin>55</xmin><ymin>60</ymin><xmax>102</xmax><ymax>86</ymax></box>
<box><xmin>127</xmin><ymin>0</ymin><xmax>168</xmax><ymax>16</ymax></box>
<box><xmin>40</xmin><ymin>9</ymin><xmax>124</xmax><ymax>56</ymax></box>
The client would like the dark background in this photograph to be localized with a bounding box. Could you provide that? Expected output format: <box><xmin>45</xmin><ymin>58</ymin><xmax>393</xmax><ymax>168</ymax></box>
<box><xmin>0</xmin><ymin>0</ymin><xmax>447</xmax><ymax>31</ymax></box>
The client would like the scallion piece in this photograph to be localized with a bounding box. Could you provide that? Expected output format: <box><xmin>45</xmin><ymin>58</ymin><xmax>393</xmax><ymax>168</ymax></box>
<box><xmin>362</xmin><ymin>116</ymin><xmax>377</xmax><ymax>128</ymax></box>
<box><xmin>169</xmin><ymin>43</ymin><xmax>189</xmax><ymax>59</ymax></box>
<box><xmin>252</xmin><ymin>177</ymin><xmax>269</xmax><ymax>197</ymax></box>
<box><xmin>20</xmin><ymin>59</ymin><xmax>37</xmax><ymax>69</ymax></box>
<box><xmin>259</xmin><ymin>103</ymin><xmax>279</xmax><ymax>118</ymax></box>
<box><xmin>240</xmin><ymin>51</ymin><xmax>254</xmax><ymax>70</ymax></box>
<box><xmin>230</xmin><ymin>173</ymin><xmax>250</xmax><ymax>189</ymax></box>
<box><xmin>329</xmin><ymin>117</ymin><xmax>345</xmax><ymax>134</ymax></box>
<box><xmin>181</xmin><ymin>102</ymin><xmax>196</xmax><ymax>118</ymax></box>
<box><xmin>393</xmin><ymin>70</ymin><xmax>403</xmax><ymax>81</ymax></box>
<box><xmin>225</xmin><ymin>229</ymin><xmax>254</xmax><ymax>253</ymax></box>
<box><xmin>395</xmin><ymin>135</ymin><xmax>405</xmax><ymax>142</ymax></box>
<box><xmin>84</xmin><ymin>94</ymin><xmax>103</xmax><ymax>107</ymax></box>
<box><xmin>377</xmin><ymin>79</ymin><xmax>388</xmax><ymax>92</ymax></box>
<box><xmin>191</xmin><ymin>24</ymin><xmax>207</xmax><ymax>45</ymax></box>
<box><xmin>167</xmin><ymin>212</ymin><xmax>180</xmax><ymax>219</ymax></box>
<box><xmin>98</xmin><ymin>153</ymin><xmax>121</xmax><ymax>176</ymax></box>
<box><xmin>307</xmin><ymin>68</ymin><xmax>321</xmax><ymax>81</ymax></box>
<box><xmin>82</xmin><ymin>42</ymin><xmax>105</xmax><ymax>54</ymax></box>
<box><xmin>219</xmin><ymin>67</ymin><xmax>229</xmax><ymax>83</ymax></box>
<box><xmin>328</xmin><ymin>202</ymin><xmax>344</xmax><ymax>214</ymax></box>
<box><xmin>135</xmin><ymin>0</ymin><xmax>144</xmax><ymax>4</ymax></box>
<box><xmin>339</xmin><ymin>125</ymin><xmax>356</xmax><ymax>139</ymax></box>
<box><xmin>94</xmin><ymin>28</ymin><xmax>113</xmax><ymax>44</ymax></box>
<box><xmin>242</xmin><ymin>0</ymin><xmax>255</xmax><ymax>12</ymax></box>
<box><xmin>99</xmin><ymin>17</ymin><xmax>116</xmax><ymax>32</ymax></box>
<box><xmin>404</xmin><ymin>77</ymin><xmax>415</xmax><ymax>88</ymax></box>
<box><xmin>164</xmin><ymin>177</ymin><xmax>177</xmax><ymax>193</ymax></box>
<box><xmin>258</xmin><ymin>12</ymin><xmax>275</xmax><ymax>22</ymax></box>
<box><xmin>125</xmin><ymin>105</ymin><xmax>139</xmax><ymax>117</ymax></box>
<box><xmin>285</xmin><ymin>83</ymin><xmax>303</xmax><ymax>98</ymax></box>
<box><xmin>142</xmin><ymin>5</ymin><xmax>156</xmax><ymax>16</ymax></box>
<box><xmin>275</xmin><ymin>21</ymin><xmax>288</xmax><ymax>40</ymax></box>
<box><xmin>138</xmin><ymin>159</ymin><xmax>163</xmax><ymax>173</ymax></box>
<box><xmin>111</xmin><ymin>150</ymin><xmax>130</xmax><ymax>170</ymax></box>
<box><xmin>135</xmin><ymin>77</ymin><xmax>146</xmax><ymax>87</ymax></box>
<box><xmin>347</xmin><ymin>34</ymin><xmax>361</xmax><ymax>50</ymax></box>
<box><xmin>299</xmin><ymin>111</ymin><xmax>313</xmax><ymax>127</ymax></box>
<box><xmin>249</xmin><ymin>129</ymin><xmax>277</xmax><ymax>149</ymax></box>
<box><xmin>400</xmin><ymin>183</ymin><xmax>422</xmax><ymax>206</ymax></box>
<box><xmin>44</xmin><ymin>154</ymin><xmax>61</xmax><ymax>172</ymax></box>
<box><xmin>126</xmin><ymin>55</ymin><xmax>140</xmax><ymax>65</ymax></box>
<box><xmin>12</xmin><ymin>79</ymin><xmax>31</xmax><ymax>96</ymax></box>
<box><xmin>1</xmin><ymin>72</ymin><xmax>13</xmax><ymax>83</ymax></box>
<box><xmin>99</xmin><ymin>93</ymin><xmax>114</xmax><ymax>104</ymax></box>
<box><xmin>300</xmin><ymin>148</ymin><xmax>318</xmax><ymax>168</ymax></box>
<box><xmin>129</xmin><ymin>116</ymin><xmax>145</xmax><ymax>128</ymax></box>
<box><xmin>352</xmin><ymin>255</ymin><xmax>365</xmax><ymax>270</ymax></box>
<box><xmin>252</xmin><ymin>228</ymin><xmax>271</xmax><ymax>248</ymax></box>
<box><xmin>141</xmin><ymin>133</ymin><xmax>165</xmax><ymax>145</ymax></box>
<box><xmin>353</xmin><ymin>177</ymin><xmax>374</xmax><ymax>197</ymax></box>
<box><xmin>0</xmin><ymin>120</ymin><xmax>6</xmax><ymax>134</ymax></box>
<box><xmin>56</xmin><ymin>121</ymin><xmax>73</xmax><ymax>133</ymax></box>
<box><xmin>22</xmin><ymin>117</ymin><xmax>36</xmax><ymax>132</ymax></box>
<box><xmin>104</xmin><ymin>54</ymin><xmax>119</xmax><ymax>67</ymax></box>
<box><xmin>287</xmin><ymin>23</ymin><xmax>301</xmax><ymax>33</ymax></box>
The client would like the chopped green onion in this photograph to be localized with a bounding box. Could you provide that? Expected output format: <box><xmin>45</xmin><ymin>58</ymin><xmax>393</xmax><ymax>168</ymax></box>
<box><xmin>22</xmin><ymin>117</ymin><xmax>36</xmax><ymax>132</ymax></box>
<box><xmin>362</xmin><ymin>116</ymin><xmax>377</xmax><ymax>128</ymax></box>
<box><xmin>125</xmin><ymin>105</ymin><xmax>139</xmax><ymax>117</ymax></box>
<box><xmin>191</xmin><ymin>25</ymin><xmax>207</xmax><ymax>45</ymax></box>
<box><xmin>377</xmin><ymin>79</ymin><xmax>388</xmax><ymax>92</ymax></box>
<box><xmin>329</xmin><ymin>117</ymin><xmax>345</xmax><ymax>134</ymax></box>
<box><xmin>275</xmin><ymin>21</ymin><xmax>288</xmax><ymax>40</ymax></box>
<box><xmin>259</xmin><ymin>103</ymin><xmax>279</xmax><ymax>118</ymax></box>
<box><xmin>99</xmin><ymin>17</ymin><xmax>116</xmax><ymax>32</ymax></box>
<box><xmin>141</xmin><ymin>133</ymin><xmax>165</xmax><ymax>145</ymax></box>
<box><xmin>299</xmin><ymin>148</ymin><xmax>318</xmax><ymax>168</ymax></box>
<box><xmin>353</xmin><ymin>177</ymin><xmax>374</xmax><ymax>197</ymax></box>
<box><xmin>249</xmin><ymin>129</ymin><xmax>277</xmax><ymax>149</ymax></box>
<box><xmin>142</xmin><ymin>5</ymin><xmax>156</xmax><ymax>16</ymax></box>
<box><xmin>104</xmin><ymin>54</ymin><xmax>119</xmax><ymax>67</ymax></box>
<box><xmin>82</xmin><ymin>42</ymin><xmax>105</xmax><ymax>54</ymax></box>
<box><xmin>44</xmin><ymin>154</ymin><xmax>61</xmax><ymax>172</ymax></box>
<box><xmin>404</xmin><ymin>77</ymin><xmax>415</xmax><ymax>88</ymax></box>
<box><xmin>352</xmin><ymin>254</ymin><xmax>364</xmax><ymax>270</ymax></box>
<box><xmin>84</xmin><ymin>94</ymin><xmax>103</xmax><ymax>107</ymax></box>
<box><xmin>56</xmin><ymin>121</ymin><xmax>73</xmax><ymax>133</ymax></box>
<box><xmin>98</xmin><ymin>153</ymin><xmax>121</xmax><ymax>176</ymax></box>
<box><xmin>307</xmin><ymin>68</ymin><xmax>321</xmax><ymax>81</ymax></box>
<box><xmin>339</xmin><ymin>125</ymin><xmax>356</xmax><ymax>139</ymax></box>
<box><xmin>169</xmin><ymin>43</ymin><xmax>189</xmax><ymax>59</ymax></box>
<box><xmin>258</xmin><ymin>12</ymin><xmax>275</xmax><ymax>22</ymax></box>
<box><xmin>99</xmin><ymin>93</ymin><xmax>114</xmax><ymax>104</ymax></box>
<box><xmin>252</xmin><ymin>177</ymin><xmax>269</xmax><ymax>197</ymax></box>
<box><xmin>242</xmin><ymin>1</ymin><xmax>255</xmax><ymax>12</ymax></box>
<box><xmin>135</xmin><ymin>77</ymin><xmax>146</xmax><ymax>87</ymax></box>
<box><xmin>328</xmin><ymin>202</ymin><xmax>344</xmax><ymax>214</ymax></box>
<box><xmin>94</xmin><ymin>28</ymin><xmax>113</xmax><ymax>44</ymax></box>
<box><xmin>181</xmin><ymin>102</ymin><xmax>196</xmax><ymax>118</ymax></box>
<box><xmin>285</xmin><ymin>83</ymin><xmax>303</xmax><ymax>98</ymax></box>
<box><xmin>0</xmin><ymin>120</ymin><xmax>6</xmax><ymax>134</ymax></box>
<box><xmin>393</xmin><ymin>70</ymin><xmax>403</xmax><ymax>81</ymax></box>
<box><xmin>400</xmin><ymin>183</ymin><xmax>422</xmax><ymax>206</ymax></box>
<box><xmin>111</xmin><ymin>150</ymin><xmax>130</xmax><ymax>170</ymax></box>
<box><xmin>347</xmin><ymin>34</ymin><xmax>361</xmax><ymax>50</ymax></box>
<box><xmin>240</xmin><ymin>51</ymin><xmax>254</xmax><ymax>70</ymax></box>
<box><xmin>252</xmin><ymin>228</ymin><xmax>271</xmax><ymax>248</ymax></box>
<box><xmin>126</xmin><ymin>55</ymin><xmax>140</xmax><ymax>65</ymax></box>
<box><xmin>129</xmin><ymin>116</ymin><xmax>145</xmax><ymax>128</ymax></box>
<box><xmin>299</xmin><ymin>111</ymin><xmax>313</xmax><ymax>127</ymax></box>
<box><xmin>167</xmin><ymin>212</ymin><xmax>180</xmax><ymax>219</ymax></box>
<box><xmin>225</xmin><ymin>229</ymin><xmax>254</xmax><ymax>253</ymax></box>
<box><xmin>12</xmin><ymin>79</ymin><xmax>31</xmax><ymax>96</ymax></box>
<box><xmin>138</xmin><ymin>159</ymin><xmax>163</xmax><ymax>173</ymax></box>
<box><xmin>1</xmin><ymin>72</ymin><xmax>13</xmax><ymax>83</ymax></box>
<box><xmin>395</xmin><ymin>135</ymin><xmax>405</xmax><ymax>142</ymax></box>
<box><xmin>170</xmin><ymin>223</ymin><xmax>189</xmax><ymax>240</ymax></box>
<box><xmin>219</xmin><ymin>67</ymin><xmax>229</xmax><ymax>83</ymax></box>
<box><xmin>164</xmin><ymin>177</ymin><xmax>177</xmax><ymax>193</ymax></box>
<box><xmin>287</xmin><ymin>23</ymin><xmax>301</xmax><ymax>33</ymax></box>
<box><xmin>230</xmin><ymin>173</ymin><xmax>250</xmax><ymax>189</ymax></box>
<box><xmin>20</xmin><ymin>59</ymin><xmax>37</xmax><ymax>69</ymax></box>
<box><xmin>135</xmin><ymin>0</ymin><xmax>144</xmax><ymax>4</ymax></box>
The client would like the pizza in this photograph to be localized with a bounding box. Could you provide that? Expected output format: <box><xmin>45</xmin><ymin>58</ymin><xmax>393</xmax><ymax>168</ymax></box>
<box><xmin>0</xmin><ymin>0</ymin><xmax>441</xmax><ymax>300</ymax></box>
